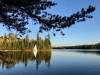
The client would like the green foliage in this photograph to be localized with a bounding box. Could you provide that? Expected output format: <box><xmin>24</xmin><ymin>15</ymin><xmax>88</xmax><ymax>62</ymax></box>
<box><xmin>0</xmin><ymin>0</ymin><xmax>95</xmax><ymax>35</ymax></box>
<box><xmin>36</xmin><ymin>33</ymin><xmax>51</xmax><ymax>50</ymax></box>
<box><xmin>0</xmin><ymin>33</ymin><xmax>51</xmax><ymax>50</ymax></box>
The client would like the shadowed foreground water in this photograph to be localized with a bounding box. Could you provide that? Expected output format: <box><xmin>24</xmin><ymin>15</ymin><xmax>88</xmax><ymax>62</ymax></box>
<box><xmin>0</xmin><ymin>49</ymin><xmax>100</xmax><ymax>75</ymax></box>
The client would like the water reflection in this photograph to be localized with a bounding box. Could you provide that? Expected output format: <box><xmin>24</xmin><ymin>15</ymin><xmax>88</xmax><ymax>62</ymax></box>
<box><xmin>74</xmin><ymin>50</ymin><xmax>100</xmax><ymax>56</ymax></box>
<box><xmin>58</xmin><ymin>49</ymin><xmax>100</xmax><ymax>56</ymax></box>
<box><xmin>0</xmin><ymin>51</ymin><xmax>51</xmax><ymax>70</ymax></box>
<box><xmin>1</xmin><ymin>49</ymin><xmax>100</xmax><ymax>75</ymax></box>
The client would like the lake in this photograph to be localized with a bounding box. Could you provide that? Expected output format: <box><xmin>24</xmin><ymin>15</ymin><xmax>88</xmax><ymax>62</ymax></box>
<box><xmin>0</xmin><ymin>49</ymin><xmax>100</xmax><ymax>75</ymax></box>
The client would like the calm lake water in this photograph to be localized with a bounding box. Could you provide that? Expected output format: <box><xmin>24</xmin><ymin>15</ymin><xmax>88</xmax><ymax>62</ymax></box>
<box><xmin>0</xmin><ymin>49</ymin><xmax>100</xmax><ymax>75</ymax></box>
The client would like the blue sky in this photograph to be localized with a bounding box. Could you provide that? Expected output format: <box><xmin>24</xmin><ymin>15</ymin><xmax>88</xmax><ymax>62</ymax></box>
<box><xmin>0</xmin><ymin>0</ymin><xmax>100</xmax><ymax>46</ymax></box>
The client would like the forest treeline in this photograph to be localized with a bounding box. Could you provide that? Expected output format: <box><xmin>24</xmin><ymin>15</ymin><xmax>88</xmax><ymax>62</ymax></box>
<box><xmin>0</xmin><ymin>33</ymin><xmax>51</xmax><ymax>51</ymax></box>
<box><xmin>53</xmin><ymin>43</ymin><xmax>100</xmax><ymax>49</ymax></box>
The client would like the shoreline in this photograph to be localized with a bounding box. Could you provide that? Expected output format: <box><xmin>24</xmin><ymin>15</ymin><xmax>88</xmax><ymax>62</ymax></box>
<box><xmin>0</xmin><ymin>48</ymin><xmax>51</xmax><ymax>52</ymax></box>
<box><xmin>52</xmin><ymin>48</ymin><xmax>100</xmax><ymax>49</ymax></box>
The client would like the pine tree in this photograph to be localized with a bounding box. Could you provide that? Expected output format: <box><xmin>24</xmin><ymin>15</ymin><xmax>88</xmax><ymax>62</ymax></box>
<box><xmin>0</xmin><ymin>0</ymin><xmax>95</xmax><ymax>35</ymax></box>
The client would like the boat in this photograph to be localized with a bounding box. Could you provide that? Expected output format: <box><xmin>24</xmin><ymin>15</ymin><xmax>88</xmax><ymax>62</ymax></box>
<box><xmin>33</xmin><ymin>44</ymin><xmax>38</xmax><ymax>57</ymax></box>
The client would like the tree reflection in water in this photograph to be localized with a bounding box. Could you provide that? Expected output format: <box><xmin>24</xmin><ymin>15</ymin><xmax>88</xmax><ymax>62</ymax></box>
<box><xmin>76</xmin><ymin>51</ymin><xmax>100</xmax><ymax>56</ymax></box>
<box><xmin>0</xmin><ymin>51</ymin><xmax>51</xmax><ymax>70</ymax></box>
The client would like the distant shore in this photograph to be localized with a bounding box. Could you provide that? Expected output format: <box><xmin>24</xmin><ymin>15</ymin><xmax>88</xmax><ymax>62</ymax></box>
<box><xmin>52</xmin><ymin>43</ymin><xmax>100</xmax><ymax>49</ymax></box>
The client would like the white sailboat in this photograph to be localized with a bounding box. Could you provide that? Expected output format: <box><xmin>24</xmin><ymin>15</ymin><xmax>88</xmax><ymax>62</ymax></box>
<box><xmin>33</xmin><ymin>44</ymin><xmax>38</xmax><ymax>57</ymax></box>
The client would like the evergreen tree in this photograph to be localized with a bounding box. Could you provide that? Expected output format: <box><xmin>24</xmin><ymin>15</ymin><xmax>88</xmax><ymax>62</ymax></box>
<box><xmin>0</xmin><ymin>33</ymin><xmax>51</xmax><ymax>50</ymax></box>
<box><xmin>0</xmin><ymin>0</ymin><xmax>95</xmax><ymax>35</ymax></box>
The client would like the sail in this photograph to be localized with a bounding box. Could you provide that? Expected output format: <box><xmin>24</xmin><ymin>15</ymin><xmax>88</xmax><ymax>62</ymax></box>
<box><xmin>33</xmin><ymin>44</ymin><xmax>38</xmax><ymax>57</ymax></box>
